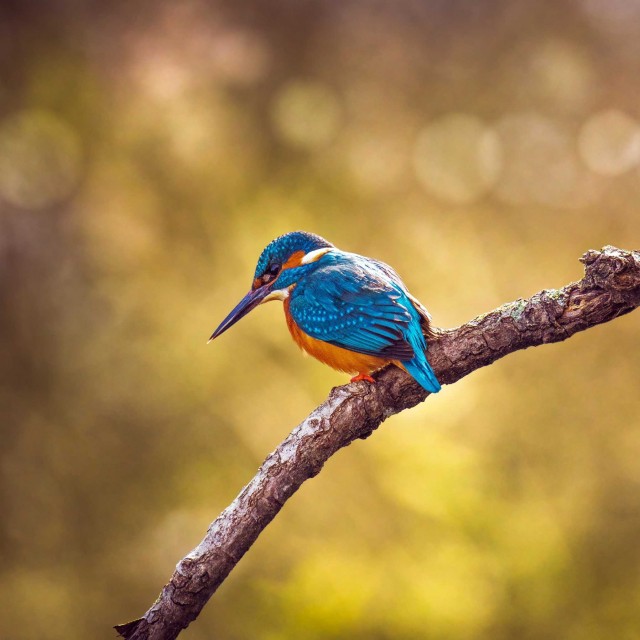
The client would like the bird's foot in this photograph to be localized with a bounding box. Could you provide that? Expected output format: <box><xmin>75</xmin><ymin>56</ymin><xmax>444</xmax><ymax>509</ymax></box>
<box><xmin>350</xmin><ymin>373</ymin><xmax>376</xmax><ymax>384</ymax></box>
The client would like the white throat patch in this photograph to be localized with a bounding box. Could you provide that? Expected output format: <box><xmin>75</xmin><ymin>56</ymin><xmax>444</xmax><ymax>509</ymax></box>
<box><xmin>262</xmin><ymin>288</ymin><xmax>290</xmax><ymax>302</ymax></box>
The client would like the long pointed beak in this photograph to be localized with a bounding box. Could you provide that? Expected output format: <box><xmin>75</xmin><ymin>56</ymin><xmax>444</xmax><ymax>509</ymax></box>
<box><xmin>208</xmin><ymin>285</ymin><xmax>271</xmax><ymax>342</ymax></box>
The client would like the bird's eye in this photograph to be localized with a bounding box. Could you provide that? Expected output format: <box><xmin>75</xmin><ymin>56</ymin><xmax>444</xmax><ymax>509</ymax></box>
<box><xmin>262</xmin><ymin>263</ymin><xmax>281</xmax><ymax>283</ymax></box>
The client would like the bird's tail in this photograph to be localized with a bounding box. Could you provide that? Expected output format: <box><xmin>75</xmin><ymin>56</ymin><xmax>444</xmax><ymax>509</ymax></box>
<box><xmin>403</xmin><ymin>356</ymin><xmax>441</xmax><ymax>394</ymax></box>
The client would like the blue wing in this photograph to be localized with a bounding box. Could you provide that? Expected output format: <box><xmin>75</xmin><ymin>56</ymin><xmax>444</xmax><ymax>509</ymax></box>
<box><xmin>288</xmin><ymin>255</ymin><xmax>422</xmax><ymax>361</ymax></box>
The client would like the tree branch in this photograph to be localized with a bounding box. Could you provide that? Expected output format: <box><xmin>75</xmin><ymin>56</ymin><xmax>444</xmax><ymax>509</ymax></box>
<box><xmin>116</xmin><ymin>245</ymin><xmax>640</xmax><ymax>640</ymax></box>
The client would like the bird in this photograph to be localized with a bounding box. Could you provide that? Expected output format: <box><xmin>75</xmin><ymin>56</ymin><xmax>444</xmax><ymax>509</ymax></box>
<box><xmin>209</xmin><ymin>231</ymin><xmax>441</xmax><ymax>393</ymax></box>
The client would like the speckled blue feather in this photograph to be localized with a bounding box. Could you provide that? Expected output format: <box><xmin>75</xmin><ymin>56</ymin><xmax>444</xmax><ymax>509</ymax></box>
<box><xmin>286</xmin><ymin>249</ymin><xmax>441</xmax><ymax>393</ymax></box>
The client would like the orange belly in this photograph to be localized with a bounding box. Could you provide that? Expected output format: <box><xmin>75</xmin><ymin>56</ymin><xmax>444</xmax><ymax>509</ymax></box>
<box><xmin>284</xmin><ymin>299</ymin><xmax>389</xmax><ymax>374</ymax></box>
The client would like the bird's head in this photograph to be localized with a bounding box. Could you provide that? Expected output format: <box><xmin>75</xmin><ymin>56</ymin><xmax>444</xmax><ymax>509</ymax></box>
<box><xmin>209</xmin><ymin>231</ymin><xmax>334</xmax><ymax>341</ymax></box>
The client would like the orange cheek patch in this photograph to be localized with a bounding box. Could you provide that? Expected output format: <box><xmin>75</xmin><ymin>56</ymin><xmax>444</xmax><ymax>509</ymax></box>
<box><xmin>282</xmin><ymin>250</ymin><xmax>305</xmax><ymax>270</ymax></box>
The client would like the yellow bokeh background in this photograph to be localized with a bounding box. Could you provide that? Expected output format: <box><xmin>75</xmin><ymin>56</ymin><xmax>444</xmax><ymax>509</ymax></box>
<box><xmin>1</xmin><ymin>2</ymin><xmax>639</xmax><ymax>639</ymax></box>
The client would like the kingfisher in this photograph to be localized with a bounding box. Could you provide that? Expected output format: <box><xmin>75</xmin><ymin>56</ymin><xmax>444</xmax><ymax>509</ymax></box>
<box><xmin>209</xmin><ymin>231</ymin><xmax>441</xmax><ymax>393</ymax></box>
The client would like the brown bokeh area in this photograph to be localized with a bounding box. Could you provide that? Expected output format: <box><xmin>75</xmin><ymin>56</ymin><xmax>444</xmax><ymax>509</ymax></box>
<box><xmin>1</xmin><ymin>2</ymin><xmax>639</xmax><ymax>639</ymax></box>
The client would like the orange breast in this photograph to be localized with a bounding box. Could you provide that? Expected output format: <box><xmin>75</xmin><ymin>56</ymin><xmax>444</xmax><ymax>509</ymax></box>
<box><xmin>284</xmin><ymin>298</ymin><xmax>388</xmax><ymax>374</ymax></box>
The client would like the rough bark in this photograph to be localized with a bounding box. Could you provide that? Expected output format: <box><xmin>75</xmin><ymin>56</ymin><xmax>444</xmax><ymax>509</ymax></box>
<box><xmin>116</xmin><ymin>245</ymin><xmax>640</xmax><ymax>640</ymax></box>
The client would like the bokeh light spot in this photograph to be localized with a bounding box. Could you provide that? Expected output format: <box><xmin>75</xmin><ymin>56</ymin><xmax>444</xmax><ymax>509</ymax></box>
<box><xmin>210</xmin><ymin>30</ymin><xmax>271</xmax><ymax>85</ymax></box>
<box><xmin>494</xmin><ymin>112</ymin><xmax>595</xmax><ymax>208</ymax></box>
<box><xmin>270</xmin><ymin>79</ymin><xmax>341</xmax><ymax>150</ymax></box>
<box><xmin>0</xmin><ymin>109</ymin><xmax>82</xmax><ymax>210</ymax></box>
<box><xmin>530</xmin><ymin>40</ymin><xmax>594</xmax><ymax>109</ymax></box>
<box><xmin>134</xmin><ymin>52</ymin><xmax>192</xmax><ymax>101</ymax></box>
<box><xmin>578</xmin><ymin>109</ymin><xmax>640</xmax><ymax>175</ymax></box>
<box><xmin>413</xmin><ymin>113</ymin><xmax>501</xmax><ymax>204</ymax></box>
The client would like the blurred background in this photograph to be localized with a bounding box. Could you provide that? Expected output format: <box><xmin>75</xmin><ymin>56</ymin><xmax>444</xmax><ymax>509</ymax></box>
<box><xmin>1</xmin><ymin>1</ymin><xmax>639</xmax><ymax>638</ymax></box>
